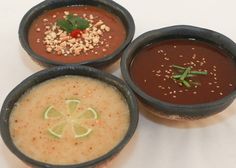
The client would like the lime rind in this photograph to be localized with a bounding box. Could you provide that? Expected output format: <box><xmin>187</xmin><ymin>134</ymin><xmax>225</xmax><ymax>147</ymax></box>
<box><xmin>66</xmin><ymin>99</ymin><xmax>80</xmax><ymax>113</ymax></box>
<box><xmin>78</xmin><ymin>107</ymin><xmax>98</xmax><ymax>120</ymax></box>
<box><xmin>73</xmin><ymin>122</ymin><xmax>92</xmax><ymax>138</ymax></box>
<box><xmin>48</xmin><ymin>122</ymin><xmax>67</xmax><ymax>139</ymax></box>
<box><xmin>44</xmin><ymin>106</ymin><xmax>62</xmax><ymax>119</ymax></box>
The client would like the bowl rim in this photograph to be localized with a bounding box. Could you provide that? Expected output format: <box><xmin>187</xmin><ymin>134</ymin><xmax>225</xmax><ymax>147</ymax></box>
<box><xmin>121</xmin><ymin>25</ymin><xmax>236</xmax><ymax>117</ymax></box>
<box><xmin>0</xmin><ymin>65</ymin><xmax>139</xmax><ymax>167</ymax></box>
<box><xmin>18</xmin><ymin>0</ymin><xmax>135</xmax><ymax>67</ymax></box>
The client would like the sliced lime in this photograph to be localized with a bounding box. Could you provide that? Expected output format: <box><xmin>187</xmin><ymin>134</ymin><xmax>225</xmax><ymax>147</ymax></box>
<box><xmin>48</xmin><ymin>122</ymin><xmax>67</xmax><ymax>139</ymax></box>
<box><xmin>79</xmin><ymin>107</ymin><xmax>98</xmax><ymax>120</ymax></box>
<box><xmin>44</xmin><ymin>106</ymin><xmax>62</xmax><ymax>119</ymax></box>
<box><xmin>66</xmin><ymin>99</ymin><xmax>80</xmax><ymax>113</ymax></box>
<box><xmin>73</xmin><ymin>122</ymin><xmax>92</xmax><ymax>138</ymax></box>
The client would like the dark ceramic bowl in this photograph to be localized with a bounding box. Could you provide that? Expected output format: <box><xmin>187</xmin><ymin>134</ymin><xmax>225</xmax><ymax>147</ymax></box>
<box><xmin>121</xmin><ymin>25</ymin><xmax>236</xmax><ymax>120</ymax></box>
<box><xmin>0</xmin><ymin>65</ymin><xmax>138</xmax><ymax>168</ymax></box>
<box><xmin>19</xmin><ymin>0</ymin><xmax>135</xmax><ymax>68</ymax></box>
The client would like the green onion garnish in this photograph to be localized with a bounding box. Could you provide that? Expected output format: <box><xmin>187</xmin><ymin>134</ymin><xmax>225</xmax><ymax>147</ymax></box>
<box><xmin>171</xmin><ymin>64</ymin><xmax>208</xmax><ymax>88</ymax></box>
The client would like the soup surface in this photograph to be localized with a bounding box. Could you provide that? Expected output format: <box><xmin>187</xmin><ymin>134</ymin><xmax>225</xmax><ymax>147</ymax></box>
<box><xmin>10</xmin><ymin>76</ymin><xmax>130</xmax><ymax>165</ymax></box>
<box><xmin>130</xmin><ymin>39</ymin><xmax>236</xmax><ymax>104</ymax></box>
<box><xmin>28</xmin><ymin>6</ymin><xmax>126</xmax><ymax>63</ymax></box>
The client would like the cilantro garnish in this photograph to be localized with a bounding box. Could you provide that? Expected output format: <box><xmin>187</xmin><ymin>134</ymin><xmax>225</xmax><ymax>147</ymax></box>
<box><xmin>57</xmin><ymin>14</ymin><xmax>90</xmax><ymax>33</ymax></box>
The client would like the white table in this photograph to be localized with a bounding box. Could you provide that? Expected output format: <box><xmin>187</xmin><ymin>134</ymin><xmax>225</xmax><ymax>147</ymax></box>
<box><xmin>1</xmin><ymin>0</ymin><xmax>236</xmax><ymax>167</ymax></box>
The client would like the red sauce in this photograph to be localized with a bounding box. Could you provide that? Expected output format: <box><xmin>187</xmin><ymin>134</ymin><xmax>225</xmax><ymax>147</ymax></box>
<box><xmin>28</xmin><ymin>6</ymin><xmax>126</xmax><ymax>63</ymax></box>
<box><xmin>130</xmin><ymin>39</ymin><xmax>236</xmax><ymax>104</ymax></box>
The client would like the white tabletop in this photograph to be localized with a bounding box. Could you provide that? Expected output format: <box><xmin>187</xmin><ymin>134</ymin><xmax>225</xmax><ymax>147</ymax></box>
<box><xmin>1</xmin><ymin>0</ymin><xmax>236</xmax><ymax>168</ymax></box>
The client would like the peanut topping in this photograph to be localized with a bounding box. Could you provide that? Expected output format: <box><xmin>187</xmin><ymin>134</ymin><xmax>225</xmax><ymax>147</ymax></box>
<box><xmin>42</xmin><ymin>12</ymin><xmax>111</xmax><ymax>56</ymax></box>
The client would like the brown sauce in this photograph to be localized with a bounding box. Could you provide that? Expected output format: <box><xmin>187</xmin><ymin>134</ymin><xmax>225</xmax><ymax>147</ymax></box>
<box><xmin>130</xmin><ymin>39</ymin><xmax>236</xmax><ymax>104</ymax></box>
<box><xmin>28</xmin><ymin>6</ymin><xmax>126</xmax><ymax>63</ymax></box>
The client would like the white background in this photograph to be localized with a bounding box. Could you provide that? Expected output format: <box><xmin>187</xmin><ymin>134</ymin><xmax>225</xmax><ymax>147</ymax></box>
<box><xmin>1</xmin><ymin>0</ymin><xmax>236</xmax><ymax>168</ymax></box>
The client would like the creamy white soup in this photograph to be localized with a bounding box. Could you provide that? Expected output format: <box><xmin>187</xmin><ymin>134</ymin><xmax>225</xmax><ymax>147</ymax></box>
<box><xmin>10</xmin><ymin>75</ymin><xmax>130</xmax><ymax>165</ymax></box>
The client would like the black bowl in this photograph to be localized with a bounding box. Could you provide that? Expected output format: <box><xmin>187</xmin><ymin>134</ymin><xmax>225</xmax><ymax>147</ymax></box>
<box><xmin>0</xmin><ymin>65</ymin><xmax>138</xmax><ymax>168</ymax></box>
<box><xmin>121</xmin><ymin>25</ymin><xmax>236</xmax><ymax>120</ymax></box>
<box><xmin>19</xmin><ymin>0</ymin><xmax>135</xmax><ymax>68</ymax></box>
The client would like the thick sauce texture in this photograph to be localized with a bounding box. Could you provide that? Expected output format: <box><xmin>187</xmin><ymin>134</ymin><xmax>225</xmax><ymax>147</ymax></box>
<box><xmin>28</xmin><ymin>6</ymin><xmax>126</xmax><ymax>63</ymax></box>
<box><xmin>130</xmin><ymin>39</ymin><xmax>236</xmax><ymax>104</ymax></box>
<box><xmin>10</xmin><ymin>76</ymin><xmax>130</xmax><ymax>164</ymax></box>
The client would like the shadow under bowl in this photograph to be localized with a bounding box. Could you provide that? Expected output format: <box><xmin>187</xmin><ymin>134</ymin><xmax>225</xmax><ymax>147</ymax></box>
<box><xmin>121</xmin><ymin>25</ymin><xmax>236</xmax><ymax>120</ymax></box>
<box><xmin>19</xmin><ymin>0</ymin><xmax>135</xmax><ymax>68</ymax></box>
<box><xmin>0</xmin><ymin>65</ymin><xmax>138</xmax><ymax>168</ymax></box>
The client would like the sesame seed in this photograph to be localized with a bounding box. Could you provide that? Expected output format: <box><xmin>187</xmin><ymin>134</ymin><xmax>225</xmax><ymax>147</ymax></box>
<box><xmin>173</xmin><ymin>45</ymin><xmax>177</xmax><ymax>48</ymax></box>
<box><xmin>179</xmin><ymin>90</ymin><xmax>183</xmax><ymax>93</ymax></box>
<box><xmin>36</xmin><ymin>28</ymin><xmax>41</xmax><ymax>32</ymax></box>
<box><xmin>179</xmin><ymin>55</ymin><xmax>183</xmax><ymax>58</ymax></box>
<box><xmin>229</xmin><ymin>83</ymin><xmax>233</xmax><ymax>87</ymax></box>
<box><xmin>173</xmin><ymin>95</ymin><xmax>176</xmax><ymax>98</ymax></box>
<box><xmin>211</xmin><ymin>90</ymin><xmax>215</xmax><ymax>93</ymax></box>
<box><xmin>161</xmin><ymin>65</ymin><xmax>164</xmax><ymax>67</ymax></box>
<box><xmin>193</xmin><ymin>91</ymin><xmax>197</xmax><ymax>94</ymax></box>
<box><xmin>164</xmin><ymin>93</ymin><xmax>168</xmax><ymax>96</ymax></box>
<box><xmin>216</xmin><ymin>86</ymin><xmax>220</xmax><ymax>88</ymax></box>
<box><xmin>219</xmin><ymin>92</ymin><xmax>223</xmax><ymax>95</ymax></box>
<box><xmin>144</xmin><ymin>80</ymin><xmax>147</xmax><ymax>83</ymax></box>
<box><xmin>52</xmin><ymin>15</ymin><xmax>57</xmax><ymax>18</ymax></box>
<box><xmin>192</xmin><ymin>47</ymin><xmax>195</xmax><ymax>50</ymax></box>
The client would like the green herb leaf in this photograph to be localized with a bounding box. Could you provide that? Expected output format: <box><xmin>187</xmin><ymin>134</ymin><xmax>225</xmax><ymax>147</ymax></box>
<box><xmin>190</xmin><ymin>71</ymin><xmax>208</xmax><ymax>75</ymax></box>
<box><xmin>182</xmin><ymin>80</ymin><xmax>191</xmax><ymax>88</ymax></box>
<box><xmin>67</xmin><ymin>14</ymin><xmax>90</xmax><ymax>30</ymax></box>
<box><xmin>57</xmin><ymin>14</ymin><xmax>90</xmax><ymax>33</ymax></box>
<box><xmin>172</xmin><ymin>65</ymin><xmax>186</xmax><ymax>70</ymax></box>
<box><xmin>172</xmin><ymin>74</ymin><xmax>195</xmax><ymax>79</ymax></box>
<box><xmin>57</xmin><ymin>19</ymin><xmax>73</xmax><ymax>33</ymax></box>
<box><xmin>180</xmin><ymin>67</ymin><xmax>191</xmax><ymax>81</ymax></box>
